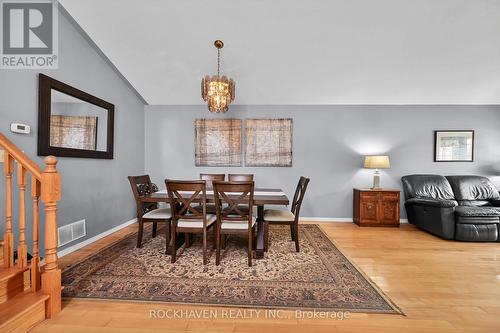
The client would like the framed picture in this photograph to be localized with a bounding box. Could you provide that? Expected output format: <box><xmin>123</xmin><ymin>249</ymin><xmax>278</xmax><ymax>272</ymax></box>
<box><xmin>245</xmin><ymin>118</ymin><xmax>293</xmax><ymax>167</ymax></box>
<box><xmin>434</xmin><ymin>130</ymin><xmax>474</xmax><ymax>162</ymax></box>
<box><xmin>194</xmin><ymin>119</ymin><xmax>242</xmax><ymax>167</ymax></box>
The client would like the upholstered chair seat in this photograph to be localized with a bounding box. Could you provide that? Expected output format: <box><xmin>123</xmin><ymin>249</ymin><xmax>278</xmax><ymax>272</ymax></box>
<box><xmin>177</xmin><ymin>214</ymin><xmax>216</xmax><ymax>228</ymax></box>
<box><xmin>264</xmin><ymin>209</ymin><xmax>295</xmax><ymax>222</ymax></box>
<box><xmin>221</xmin><ymin>216</ymin><xmax>257</xmax><ymax>230</ymax></box>
<box><xmin>143</xmin><ymin>208</ymin><xmax>172</xmax><ymax>219</ymax></box>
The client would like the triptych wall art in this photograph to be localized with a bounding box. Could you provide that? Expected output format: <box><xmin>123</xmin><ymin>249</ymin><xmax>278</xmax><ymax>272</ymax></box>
<box><xmin>194</xmin><ymin>118</ymin><xmax>293</xmax><ymax>167</ymax></box>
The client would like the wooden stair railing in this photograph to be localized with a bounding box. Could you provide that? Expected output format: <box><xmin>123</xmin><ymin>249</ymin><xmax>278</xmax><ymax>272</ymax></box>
<box><xmin>0</xmin><ymin>132</ymin><xmax>61</xmax><ymax>318</ymax></box>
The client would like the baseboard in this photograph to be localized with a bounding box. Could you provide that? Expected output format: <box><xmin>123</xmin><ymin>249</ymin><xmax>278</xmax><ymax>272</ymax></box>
<box><xmin>300</xmin><ymin>217</ymin><xmax>352</xmax><ymax>222</ymax></box>
<box><xmin>58</xmin><ymin>218</ymin><xmax>137</xmax><ymax>258</ymax></box>
<box><xmin>300</xmin><ymin>217</ymin><xmax>409</xmax><ymax>223</ymax></box>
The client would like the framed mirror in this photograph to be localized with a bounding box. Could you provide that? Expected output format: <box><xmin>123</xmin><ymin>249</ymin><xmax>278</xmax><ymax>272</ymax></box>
<box><xmin>38</xmin><ymin>74</ymin><xmax>114</xmax><ymax>159</ymax></box>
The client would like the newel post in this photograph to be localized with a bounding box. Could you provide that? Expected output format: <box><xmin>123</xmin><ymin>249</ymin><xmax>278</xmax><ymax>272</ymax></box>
<box><xmin>41</xmin><ymin>155</ymin><xmax>61</xmax><ymax>318</ymax></box>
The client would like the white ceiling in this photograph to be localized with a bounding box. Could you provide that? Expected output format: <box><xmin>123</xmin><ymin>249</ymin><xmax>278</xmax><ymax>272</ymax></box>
<box><xmin>60</xmin><ymin>0</ymin><xmax>500</xmax><ymax>105</ymax></box>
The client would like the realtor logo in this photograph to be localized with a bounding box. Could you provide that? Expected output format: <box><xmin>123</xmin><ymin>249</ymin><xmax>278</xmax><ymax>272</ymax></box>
<box><xmin>1</xmin><ymin>0</ymin><xmax>58</xmax><ymax>69</ymax></box>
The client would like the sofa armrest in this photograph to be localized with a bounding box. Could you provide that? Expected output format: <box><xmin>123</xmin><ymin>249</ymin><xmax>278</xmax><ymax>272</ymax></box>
<box><xmin>406</xmin><ymin>198</ymin><xmax>458</xmax><ymax>208</ymax></box>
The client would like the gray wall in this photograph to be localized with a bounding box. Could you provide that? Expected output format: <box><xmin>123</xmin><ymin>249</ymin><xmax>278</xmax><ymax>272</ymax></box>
<box><xmin>0</xmin><ymin>8</ymin><xmax>145</xmax><ymax>253</ymax></box>
<box><xmin>145</xmin><ymin>105</ymin><xmax>500</xmax><ymax>218</ymax></box>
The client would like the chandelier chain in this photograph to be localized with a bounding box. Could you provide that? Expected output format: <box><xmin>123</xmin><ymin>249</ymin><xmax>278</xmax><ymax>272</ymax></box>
<box><xmin>217</xmin><ymin>48</ymin><xmax>221</xmax><ymax>77</ymax></box>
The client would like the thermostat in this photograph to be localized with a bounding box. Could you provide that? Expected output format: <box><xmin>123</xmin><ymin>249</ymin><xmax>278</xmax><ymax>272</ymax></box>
<box><xmin>10</xmin><ymin>123</ymin><xmax>30</xmax><ymax>134</ymax></box>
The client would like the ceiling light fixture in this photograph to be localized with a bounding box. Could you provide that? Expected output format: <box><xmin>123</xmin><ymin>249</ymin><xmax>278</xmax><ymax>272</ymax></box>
<box><xmin>201</xmin><ymin>40</ymin><xmax>235</xmax><ymax>113</ymax></box>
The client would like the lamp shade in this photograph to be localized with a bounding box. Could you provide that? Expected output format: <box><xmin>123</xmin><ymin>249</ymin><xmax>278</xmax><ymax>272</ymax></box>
<box><xmin>364</xmin><ymin>155</ymin><xmax>390</xmax><ymax>169</ymax></box>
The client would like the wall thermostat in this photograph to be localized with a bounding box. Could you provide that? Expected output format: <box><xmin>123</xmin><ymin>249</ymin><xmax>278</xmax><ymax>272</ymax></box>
<box><xmin>10</xmin><ymin>123</ymin><xmax>30</xmax><ymax>134</ymax></box>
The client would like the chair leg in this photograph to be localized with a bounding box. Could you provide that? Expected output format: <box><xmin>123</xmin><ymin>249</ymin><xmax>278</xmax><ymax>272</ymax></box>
<box><xmin>264</xmin><ymin>222</ymin><xmax>269</xmax><ymax>252</ymax></box>
<box><xmin>185</xmin><ymin>233</ymin><xmax>191</xmax><ymax>248</ymax></box>
<box><xmin>171</xmin><ymin>225</ymin><xmax>177</xmax><ymax>263</ymax></box>
<box><xmin>136</xmin><ymin>218</ymin><xmax>144</xmax><ymax>248</ymax></box>
<box><xmin>202</xmin><ymin>229</ymin><xmax>208</xmax><ymax>265</ymax></box>
<box><xmin>216</xmin><ymin>229</ymin><xmax>221</xmax><ymax>266</ymax></box>
<box><xmin>165</xmin><ymin>220</ymin><xmax>171</xmax><ymax>254</ymax></box>
<box><xmin>248</xmin><ymin>227</ymin><xmax>253</xmax><ymax>267</ymax></box>
<box><xmin>290</xmin><ymin>223</ymin><xmax>295</xmax><ymax>241</ymax></box>
<box><xmin>212</xmin><ymin>226</ymin><xmax>217</xmax><ymax>249</ymax></box>
<box><xmin>294</xmin><ymin>224</ymin><xmax>300</xmax><ymax>252</ymax></box>
<box><xmin>152</xmin><ymin>222</ymin><xmax>157</xmax><ymax>238</ymax></box>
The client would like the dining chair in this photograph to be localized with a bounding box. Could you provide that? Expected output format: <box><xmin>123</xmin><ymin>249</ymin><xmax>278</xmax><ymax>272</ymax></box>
<box><xmin>128</xmin><ymin>175</ymin><xmax>172</xmax><ymax>248</ymax></box>
<box><xmin>165</xmin><ymin>179</ymin><xmax>216</xmax><ymax>265</ymax></box>
<box><xmin>228</xmin><ymin>174</ymin><xmax>254</xmax><ymax>181</ymax></box>
<box><xmin>200</xmin><ymin>173</ymin><xmax>225</xmax><ymax>189</ymax></box>
<box><xmin>213</xmin><ymin>181</ymin><xmax>256</xmax><ymax>266</ymax></box>
<box><xmin>198</xmin><ymin>174</ymin><xmax>225</xmax><ymax>214</ymax></box>
<box><xmin>263</xmin><ymin>176</ymin><xmax>310</xmax><ymax>252</ymax></box>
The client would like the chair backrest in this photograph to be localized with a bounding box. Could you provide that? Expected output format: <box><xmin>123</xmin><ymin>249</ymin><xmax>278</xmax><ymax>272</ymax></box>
<box><xmin>291</xmin><ymin>176</ymin><xmax>310</xmax><ymax>218</ymax></box>
<box><xmin>200</xmin><ymin>173</ymin><xmax>225</xmax><ymax>189</ymax></box>
<box><xmin>212</xmin><ymin>181</ymin><xmax>254</xmax><ymax>225</ymax></box>
<box><xmin>165</xmin><ymin>180</ymin><xmax>208</xmax><ymax>223</ymax></box>
<box><xmin>228</xmin><ymin>174</ymin><xmax>254</xmax><ymax>181</ymax></box>
<box><xmin>128</xmin><ymin>175</ymin><xmax>158</xmax><ymax>215</ymax></box>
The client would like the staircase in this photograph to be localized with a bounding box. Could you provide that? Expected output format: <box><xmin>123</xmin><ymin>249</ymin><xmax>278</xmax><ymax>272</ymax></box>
<box><xmin>0</xmin><ymin>133</ymin><xmax>62</xmax><ymax>332</ymax></box>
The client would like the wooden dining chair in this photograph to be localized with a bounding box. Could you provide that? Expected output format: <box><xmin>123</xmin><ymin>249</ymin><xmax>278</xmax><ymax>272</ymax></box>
<box><xmin>165</xmin><ymin>180</ymin><xmax>216</xmax><ymax>265</ymax></box>
<box><xmin>228</xmin><ymin>174</ymin><xmax>254</xmax><ymax>181</ymax></box>
<box><xmin>263</xmin><ymin>176</ymin><xmax>310</xmax><ymax>252</ymax></box>
<box><xmin>213</xmin><ymin>181</ymin><xmax>256</xmax><ymax>266</ymax></box>
<box><xmin>200</xmin><ymin>173</ymin><xmax>225</xmax><ymax>189</ymax></box>
<box><xmin>198</xmin><ymin>174</ymin><xmax>225</xmax><ymax>214</ymax></box>
<box><xmin>128</xmin><ymin>175</ymin><xmax>172</xmax><ymax>248</ymax></box>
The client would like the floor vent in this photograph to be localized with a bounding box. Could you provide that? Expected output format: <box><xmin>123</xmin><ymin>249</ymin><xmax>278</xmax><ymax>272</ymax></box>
<box><xmin>58</xmin><ymin>219</ymin><xmax>86</xmax><ymax>247</ymax></box>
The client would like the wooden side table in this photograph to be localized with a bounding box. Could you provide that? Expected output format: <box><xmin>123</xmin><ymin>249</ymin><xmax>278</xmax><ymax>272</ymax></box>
<box><xmin>353</xmin><ymin>188</ymin><xmax>401</xmax><ymax>227</ymax></box>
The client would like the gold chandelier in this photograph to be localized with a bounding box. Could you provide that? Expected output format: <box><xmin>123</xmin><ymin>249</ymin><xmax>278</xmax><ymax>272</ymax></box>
<box><xmin>201</xmin><ymin>40</ymin><xmax>235</xmax><ymax>113</ymax></box>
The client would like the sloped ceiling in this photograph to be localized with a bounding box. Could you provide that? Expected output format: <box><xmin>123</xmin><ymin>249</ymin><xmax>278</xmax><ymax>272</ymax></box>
<box><xmin>60</xmin><ymin>0</ymin><xmax>500</xmax><ymax>105</ymax></box>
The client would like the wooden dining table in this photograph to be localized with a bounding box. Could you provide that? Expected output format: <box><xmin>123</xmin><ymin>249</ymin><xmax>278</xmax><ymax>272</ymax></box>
<box><xmin>140</xmin><ymin>188</ymin><xmax>289</xmax><ymax>259</ymax></box>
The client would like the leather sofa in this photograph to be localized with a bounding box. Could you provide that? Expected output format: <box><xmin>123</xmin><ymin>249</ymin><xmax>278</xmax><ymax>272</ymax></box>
<box><xmin>401</xmin><ymin>175</ymin><xmax>500</xmax><ymax>241</ymax></box>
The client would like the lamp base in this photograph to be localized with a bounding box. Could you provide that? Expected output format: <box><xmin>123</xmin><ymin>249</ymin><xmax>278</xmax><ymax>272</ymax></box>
<box><xmin>371</xmin><ymin>170</ymin><xmax>381</xmax><ymax>189</ymax></box>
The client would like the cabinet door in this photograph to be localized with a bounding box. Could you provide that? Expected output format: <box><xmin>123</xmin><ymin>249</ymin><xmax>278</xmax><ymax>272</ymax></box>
<box><xmin>360</xmin><ymin>197</ymin><xmax>379</xmax><ymax>224</ymax></box>
<box><xmin>378</xmin><ymin>195</ymin><xmax>399</xmax><ymax>225</ymax></box>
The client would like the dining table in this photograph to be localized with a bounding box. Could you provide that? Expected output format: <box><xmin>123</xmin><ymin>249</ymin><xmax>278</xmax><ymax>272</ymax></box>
<box><xmin>140</xmin><ymin>188</ymin><xmax>290</xmax><ymax>259</ymax></box>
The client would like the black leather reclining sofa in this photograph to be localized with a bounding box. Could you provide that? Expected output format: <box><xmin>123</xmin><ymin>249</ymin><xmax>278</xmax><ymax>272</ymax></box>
<box><xmin>401</xmin><ymin>175</ymin><xmax>500</xmax><ymax>241</ymax></box>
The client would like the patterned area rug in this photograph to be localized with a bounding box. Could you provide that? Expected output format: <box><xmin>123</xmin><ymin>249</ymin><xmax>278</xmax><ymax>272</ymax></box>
<box><xmin>62</xmin><ymin>224</ymin><xmax>401</xmax><ymax>313</ymax></box>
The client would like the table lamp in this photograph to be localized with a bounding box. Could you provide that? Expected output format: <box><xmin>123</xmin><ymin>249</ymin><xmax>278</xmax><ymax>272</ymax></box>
<box><xmin>364</xmin><ymin>155</ymin><xmax>390</xmax><ymax>189</ymax></box>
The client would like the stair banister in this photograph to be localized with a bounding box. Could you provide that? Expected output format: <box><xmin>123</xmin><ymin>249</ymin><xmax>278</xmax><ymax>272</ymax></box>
<box><xmin>0</xmin><ymin>132</ymin><xmax>61</xmax><ymax>317</ymax></box>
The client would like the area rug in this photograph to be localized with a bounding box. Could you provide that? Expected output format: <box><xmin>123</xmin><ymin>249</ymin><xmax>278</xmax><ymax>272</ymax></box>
<box><xmin>62</xmin><ymin>224</ymin><xmax>401</xmax><ymax>313</ymax></box>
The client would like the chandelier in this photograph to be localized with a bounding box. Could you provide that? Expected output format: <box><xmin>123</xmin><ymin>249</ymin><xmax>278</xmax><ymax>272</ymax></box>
<box><xmin>201</xmin><ymin>40</ymin><xmax>235</xmax><ymax>113</ymax></box>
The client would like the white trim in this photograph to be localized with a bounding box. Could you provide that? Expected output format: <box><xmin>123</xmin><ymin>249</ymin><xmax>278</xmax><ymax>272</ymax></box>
<box><xmin>300</xmin><ymin>217</ymin><xmax>352</xmax><ymax>222</ymax></box>
<box><xmin>57</xmin><ymin>218</ymin><xmax>137</xmax><ymax>258</ymax></box>
<box><xmin>300</xmin><ymin>217</ymin><xmax>409</xmax><ymax>223</ymax></box>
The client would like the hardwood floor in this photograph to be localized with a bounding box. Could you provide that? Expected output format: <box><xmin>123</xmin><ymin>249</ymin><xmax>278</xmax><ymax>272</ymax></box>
<box><xmin>32</xmin><ymin>222</ymin><xmax>500</xmax><ymax>333</ymax></box>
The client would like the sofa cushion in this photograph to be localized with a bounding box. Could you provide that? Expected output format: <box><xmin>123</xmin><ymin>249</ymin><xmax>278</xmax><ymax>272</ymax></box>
<box><xmin>446</xmin><ymin>175</ymin><xmax>500</xmax><ymax>201</ymax></box>
<box><xmin>401</xmin><ymin>175</ymin><xmax>455</xmax><ymax>200</ymax></box>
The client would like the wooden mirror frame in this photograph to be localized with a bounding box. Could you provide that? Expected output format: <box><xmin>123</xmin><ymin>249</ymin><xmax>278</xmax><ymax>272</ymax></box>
<box><xmin>38</xmin><ymin>74</ymin><xmax>114</xmax><ymax>159</ymax></box>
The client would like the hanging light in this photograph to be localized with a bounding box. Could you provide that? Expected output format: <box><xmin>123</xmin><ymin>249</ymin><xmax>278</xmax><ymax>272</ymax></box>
<box><xmin>201</xmin><ymin>40</ymin><xmax>235</xmax><ymax>113</ymax></box>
